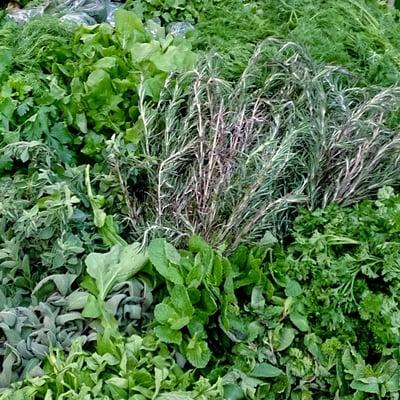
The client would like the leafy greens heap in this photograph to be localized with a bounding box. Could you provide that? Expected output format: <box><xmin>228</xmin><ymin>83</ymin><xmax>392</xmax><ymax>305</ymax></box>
<box><xmin>4</xmin><ymin>190</ymin><xmax>400</xmax><ymax>398</ymax></box>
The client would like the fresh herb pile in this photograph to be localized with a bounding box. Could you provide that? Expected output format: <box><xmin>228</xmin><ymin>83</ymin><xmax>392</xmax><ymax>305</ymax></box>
<box><xmin>194</xmin><ymin>0</ymin><xmax>400</xmax><ymax>84</ymax></box>
<box><xmin>1</xmin><ymin>0</ymin><xmax>400</xmax><ymax>399</ymax></box>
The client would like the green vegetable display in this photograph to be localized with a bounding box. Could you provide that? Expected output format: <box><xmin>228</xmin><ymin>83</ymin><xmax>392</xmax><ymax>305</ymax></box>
<box><xmin>2</xmin><ymin>0</ymin><xmax>400</xmax><ymax>399</ymax></box>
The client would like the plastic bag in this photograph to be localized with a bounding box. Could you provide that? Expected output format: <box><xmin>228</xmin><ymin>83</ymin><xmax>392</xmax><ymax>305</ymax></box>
<box><xmin>8</xmin><ymin>6</ymin><xmax>43</xmax><ymax>22</ymax></box>
<box><xmin>167</xmin><ymin>21</ymin><xmax>194</xmax><ymax>37</ymax></box>
<box><xmin>8</xmin><ymin>0</ymin><xmax>122</xmax><ymax>25</ymax></box>
<box><xmin>45</xmin><ymin>0</ymin><xmax>108</xmax><ymax>23</ymax></box>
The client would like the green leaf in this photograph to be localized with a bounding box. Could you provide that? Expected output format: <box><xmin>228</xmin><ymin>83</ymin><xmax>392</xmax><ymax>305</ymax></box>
<box><xmin>386</xmin><ymin>369</ymin><xmax>400</xmax><ymax>392</ymax></box>
<box><xmin>170</xmin><ymin>316</ymin><xmax>191</xmax><ymax>330</ymax></box>
<box><xmin>75</xmin><ymin>113</ymin><xmax>87</xmax><ymax>134</ymax></box>
<box><xmin>82</xmin><ymin>294</ymin><xmax>102</xmax><ymax>318</ymax></box>
<box><xmin>165</xmin><ymin>241</ymin><xmax>181</xmax><ymax>265</ymax></box>
<box><xmin>66</xmin><ymin>291</ymin><xmax>90</xmax><ymax>311</ymax></box>
<box><xmin>99</xmin><ymin>216</ymin><xmax>127</xmax><ymax>247</ymax></box>
<box><xmin>224</xmin><ymin>384</ymin><xmax>245</xmax><ymax>400</ymax></box>
<box><xmin>275</xmin><ymin>327</ymin><xmax>295</xmax><ymax>352</ymax></box>
<box><xmin>170</xmin><ymin>285</ymin><xmax>194</xmax><ymax>318</ymax></box>
<box><xmin>156</xmin><ymin>394</ymin><xmax>193</xmax><ymax>400</ymax></box>
<box><xmin>32</xmin><ymin>274</ymin><xmax>77</xmax><ymax>300</ymax></box>
<box><xmin>350</xmin><ymin>380</ymin><xmax>380</xmax><ymax>394</ymax></box>
<box><xmin>289</xmin><ymin>302</ymin><xmax>309</xmax><ymax>332</ymax></box>
<box><xmin>285</xmin><ymin>280</ymin><xmax>302</xmax><ymax>297</ymax></box>
<box><xmin>251</xmin><ymin>363</ymin><xmax>283</xmax><ymax>378</ymax></box>
<box><xmin>250</xmin><ymin>286</ymin><xmax>265</xmax><ymax>310</ymax></box>
<box><xmin>125</xmin><ymin>119</ymin><xmax>143</xmax><ymax>144</ymax></box>
<box><xmin>85</xmin><ymin>243</ymin><xmax>148</xmax><ymax>300</ymax></box>
<box><xmin>131</xmin><ymin>42</ymin><xmax>161</xmax><ymax>62</ymax></box>
<box><xmin>185</xmin><ymin>256</ymin><xmax>204</xmax><ymax>288</ymax></box>
<box><xmin>379</xmin><ymin>360</ymin><xmax>398</xmax><ymax>382</ymax></box>
<box><xmin>154</xmin><ymin>325</ymin><xmax>182</xmax><ymax>344</ymax></box>
<box><xmin>115</xmin><ymin>9</ymin><xmax>145</xmax><ymax>50</ymax></box>
<box><xmin>148</xmin><ymin>239</ymin><xmax>184</xmax><ymax>284</ymax></box>
<box><xmin>154</xmin><ymin>303</ymin><xmax>180</xmax><ymax>325</ymax></box>
<box><xmin>85</xmin><ymin>69</ymin><xmax>114</xmax><ymax>106</ymax></box>
<box><xmin>189</xmin><ymin>235</ymin><xmax>211</xmax><ymax>254</ymax></box>
<box><xmin>185</xmin><ymin>338</ymin><xmax>211</xmax><ymax>368</ymax></box>
<box><xmin>150</xmin><ymin>45</ymin><xmax>197</xmax><ymax>72</ymax></box>
<box><xmin>94</xmin><ymin>57</ymin><xmax>117</xmax><ymax>70</ymax></box>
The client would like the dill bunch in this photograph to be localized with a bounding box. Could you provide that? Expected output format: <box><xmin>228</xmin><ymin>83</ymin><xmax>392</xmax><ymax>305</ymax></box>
<box><xmin>194</xmin><ymin>0</ymin><xmax>400</xmax><ymax>85</ymax></box>
<box><xmin>0</xmin><ymin>16</ymin><xmax>74</xmax><ymax>71</ymax></box>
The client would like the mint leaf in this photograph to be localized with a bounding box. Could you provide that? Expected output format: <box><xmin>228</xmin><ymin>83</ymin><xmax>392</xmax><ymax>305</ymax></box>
<box><xmin>185</xmin><ymin>338</ymin><xmax>211</xmax><ymax>368</ymax></box>
<box><xmin>154</xmin><ymin>325</ymin><xmax>182</xmax><ymax>345</ymax></box>
<box><xmin>154</xmin><ymin>303</ymin><xmax>180</xmax><ymax>325</ymax></box>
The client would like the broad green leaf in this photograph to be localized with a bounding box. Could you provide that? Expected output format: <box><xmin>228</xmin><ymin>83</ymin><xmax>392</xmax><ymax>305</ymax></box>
<box><xmin>32</xmin><ymin>274</ymin><xmax>77</xmax><ymax>300</ymax></box>
<box><xmin>94</xmin><ymin>57</ymin><xmax>117</xmax><ymax>70</ymax></box>
<box><xmin>76</xmin><ymin>113</ymin><xmax>87</xmax><ymax>134</ymax></box>
<box><xmin>170</xmin><ymin>285</ymin><xmax>194</xmax><ymax>318</ymax></box>
<box><xmin>99</xmin><ymin>215</ymin><xmax>127</xmax><ymax>247</ymax></box>
<box><xmin>251</xmin><ymin>286</ymin><xmax>265</xmax><ymax>310</ymax></box>
<box><xmin>350</xmin><ymin>380</ymin><xmax>380</xmax><ymax>394</ymax></box>
<box><xmin>86</xmin><ymin>69</ymin><xmax>112</xmax><ymax>93</ymax></box>
<box><xmin>275</xmin><ymin>327</ymin><xmax>295</xmax><ymax>352</ymax></box>
<box><xmin>82</xmin><ymin>294</ymin><xmax>102</xmax><ymax>318</ymax></box>
<box><xmin>251</xmin><ymin>363</ymin><xmax>283</xmax><ymax>378</ymax></box>
<box><xmin>289</xmin><ymin>302</ymin><xmax>309</xmax><ymax>332</ymax></box>
<box><xmin>209</xmin><ymin>255</ymin><xmax>224</xmax><ymax>286</ymax></box>
<box><xmin>156</xmin><ymin>394</ymin><xmax>193</xmax><ymax>400</ymax></box>
<box><xmin>380</xmin><ymin>360</ymin><xmax>398</xmax><ymax>382</ymax></box>
<box><xmin>125</xmin><ymin>119</ymin><xmax>143</xmax><ymax>144</ymax></box>
<box><xmin>386</xmin><ymin>369</ymin><xmax>400</xmax><ymax>392</ymax></box>
<box><xmin>106</xmin><ymin>376</ymin><xmax>128</xmax><ymax>388</ymax></box>
<box><xmin>185</xmin><ymin>255</ymin><xmax>204</xmax><ymax>288</ymax></box>
<box><xmin>185</xmin><ymin>338</ymin><xmax>211</xmax><ymax>368</ymax></box>
<box><xmin>170</xmin><ymin>316</ymin><xmax>190</xmax><ymax>330</ymax></box>
<box><xmin>189</xmin><ymin>235</ymin><xmax>211</xmax><ymax>254</ymax></box>
<box><xmin>143</xmin><ymin>74</ymin><xmax>165</xmax><ymax>100</ymax></box>
<box><xmin>154</xmin><ymin>303</ymin><xmax>180</xmax><ymax>325</ymax></box>
<box><xmin>148</xmin><ymin>239</ymin><xmax>184</xmax><ymax>284</ymax></box>
<box><xmin>285</xmin><ymin>280</ymin><xmax>302</xmax><ymax>297</ymax></box>
<box><xmin>154</xmin><ymin>325</ymin><xmax>182</xmax><ymax>344</ymax></box>
<box><xmin>115</xmin><ymin>9</ymin><xmax>145</xmax><ymax>50</ymax></box>
<box><xmin>85</xmin><ymin>69</ymin><xmax>114</xmax><ymax>107</ymax></box>
<box><xmin>85</xmin><ymin>243</ymin><xmax>148</xmax><ymax>300</ymax></box>
<box><xmin>289</xmin><ymin>310</ymin><xmax>309</xmax><ymax>332</ymax></box>
<box><xmin>150</xmin><ymin>46</ymin><xmax>197</xmax><ymax>72</ymax></box>
<box><xmin>223</xmin><ymin>384</ymin><xmax>245</xmax><ymax>400</ymax></box>
<box><xmin>131</xmin><ymin>42</ymin><xmax>161</xmax><ymax>62</ymax></box>
<box><xmin>66</xmin><ymin>291</ymin><xmax>90</xmax><ymax>311</ymax></box>
<box><xmin>165</xmin><ymin>242</ymin><xmax>181</xmax><ymax>265</ymax></box>
<box><xmin>115</xmin><ymin>9</ymin><xmax>144</xmax><ymax>34</ymax></box>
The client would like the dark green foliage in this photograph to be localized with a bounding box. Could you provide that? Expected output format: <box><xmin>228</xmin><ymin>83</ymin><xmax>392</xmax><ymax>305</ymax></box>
<box><xmin>194</xmin><ymin>0</ymin><xmax>400</xmax><ymax>85</ymax></box>
<box><xmin>0</xmin><ymin>10</ymin><xmax>196</xmax><ymax>168</ymax></box>
<box><xmin>5</xmin><ymin>191</ymin><xmax>400</xmax><ymax>398</ymax></box>
<box><xmin>2</xmin><ymin>0</ymin><xmax>400</xmax><ymax>398</ymax></box>
<box><xmin>124</xmin><ymin>0</ymin><xmax>215</xmax><ymax>24</ymax></box>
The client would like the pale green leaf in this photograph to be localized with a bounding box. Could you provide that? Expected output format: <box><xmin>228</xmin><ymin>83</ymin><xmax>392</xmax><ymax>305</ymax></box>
<box><xmin>154</xmin><ymin>325</ymin><xmax>182</xmax><ymax>344</ymax></box>
<box><xmin>85</xmin><ymin>243</ymin><xmax>148</xmax><ymax>300</ymax></box>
